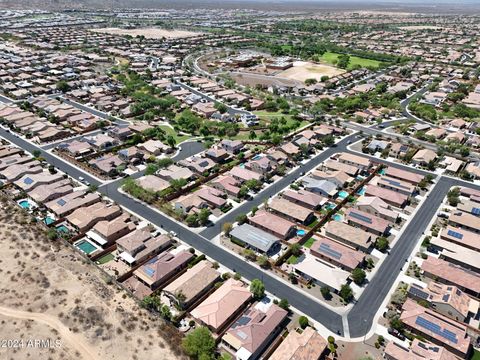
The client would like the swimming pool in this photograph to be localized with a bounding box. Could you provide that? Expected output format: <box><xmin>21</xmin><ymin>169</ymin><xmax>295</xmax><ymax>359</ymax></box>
<box><xmin>333</xmin><ymin>214</ymin><xmax>342</xmax><ymax>221</ymax></box>
<box><xmin>379</xmin><ymin>168</ymin><xmax>386</xmax><ymax>175</ymax></box>
<box><xmin>56</xmin><ymin>224</ymin><xmax>69</xmax><ymax>233</ymax></box>
<box><xmin>18</xmin><ymin>200</ymin><xmax>31</xmax><ymax>209</ymax></box>
<box><xmin>338</xmin><ymin>191</ymin><xmax>349</xmax><ymax>199</ymax></box>
<box><xmin>75</xmin><ymin>239</ymin><xmax>97</xmax><ymax>255</ymax></box>
<box><xmin>297</xmin><ymin>229</ymin><xmax>306</xmax><ymax>236</ymax></box>
<box><xmin>44</xmin><ymin>216</ymin><xmax>55</xmax><ymax>225</ymax></box>
<box><xmin>252</xmin><ymin>154</ymin><xmax>263</xmax><ymax>161</ymax></box>
<box><xmin>239</xmin><ymin>163</ymin><xmax>246</xmax><ymax>169</ymax></box>
<box><xmin>357</xmin><ymin>187</ymin><xmax>366</xmax><ymax>196</ymax></box>
<box><xmin>325</xmin><ymin>203</ymin><xmax>336</xmax><ymax>210</ymax></box>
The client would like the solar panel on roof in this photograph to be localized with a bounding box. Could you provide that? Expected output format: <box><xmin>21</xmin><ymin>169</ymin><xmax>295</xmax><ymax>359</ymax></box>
<box><xmin>447</xmin><ymin>229</ymin><xmax>463</xmax><ymax>240</ymax></box>
<box><xmin>415</xmin><ymin>316</ymin><xmax>458</xmax><ymax>344</ymax></box>
<box><xmin>408</xmin><ymin>286</ymin><xmax>429</xmax><ymax>300</ymax></box>
<box><xmin>318</xmin><ymin>242</ymin><xmax>343</xmax><ymax>260</ymax></box>
<box><xmin>442</xmin><ymin>294</ymin><xmax>450</xmax><ymax>302</ymax></box>
<box><xmin>234</xmin><ymin>316</ymin><xmax>250</xmax><ymax>327</ymax></box>
<box><xmin>144</xmin><ymin>266</ymin><xmax>155</xmax><ymax>277</ymax></box>
<box><xmin>56</xmin><ymin>198</ymin><xmax>66</xmax><ymax>206</ymax></box>
<box><xmin>23</xmin><ymin>177</ymin><xmax>33</xmax><ymax>185</ymax></box>
<box><xmin>472</xmin><ymin>208</ymin><xmax>480</xmax><ymax>216</ymax></box>
<box><xmin>349</xmin><ymin>211</ymin><xmax>372</xmax><ymax>224</ymax></box>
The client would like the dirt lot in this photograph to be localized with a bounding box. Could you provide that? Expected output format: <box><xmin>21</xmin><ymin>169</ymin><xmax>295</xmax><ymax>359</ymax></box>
<box><xmin>276</xmin><ymin>61</ymin><xmax>345</xmax><ymax>82</ymax></box>
<box><xmin>92</xmin><ymin>27</ymin><xmax>202</xmax><ymax>39</ymax></box>
<box><xmin>0</xmin><ymin>197</ymin><xmax>186</xmax><ymax>360</ymax></box>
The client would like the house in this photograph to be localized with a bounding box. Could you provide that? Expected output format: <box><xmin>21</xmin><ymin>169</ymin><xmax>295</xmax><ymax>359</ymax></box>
<box><xmin>245</xmin><ymin>156</ymin><xmax>274</xmax><ymax>175</ymax></box>
<box><xmin>368</xmin><ymin>139</ymin><xmax>389</xmax><ymax>152</ymax></box>
<box><xmin>220</xmin><ymin>139</ymin><xmax>244</xmax><ymax>154</ymax></box>
<box><xmin>14</xmin><ymin>172</ymin><xmax>63</xmax><ymax>192</ymax></box>
<box><xmin>136</xmin><ymin>175</ymin><xmax>171</xmax><ymax>193</ymax></box>
<box><xmin>134</xmin><ymin>250</ymin><xmax>193</xmax><ymax>290</ymax></box>
<box><xmin>195</xmin><ymin>186</ymin><xmax>227</xmax><ymax>209</ymax></box>
<box><xmin>311</xmin><ymin>169</ymin><xmax>353</xmax><ymax>189</ymax></box>
<box><xmin>356</xmin><ymin>196</ymin><xmax>398</xmax><ymax>222</ymax></box>
<box><xmin>421</xmin><ymin>256</ymin><xmax>480</xmax><ymax>298</ymax></box>
<box><xmin>174</xmin><ymin>193</ymin><xmax>208</xmax><ymax>215</ymax></box>
<box><xmin>229</xmin><ymin>166</ymin><xmax>263</xmax><ymax>183</ymax></box>
<box><xmin>337</xmin><ymin>152</ymin><xmax>371</xmax><ymax>172</ymax></box>
<box><xmin>323</xmin><ymin>160</ymin><xmax>359</xmax><ymax>177</ymax></box>
<box><xmin>384</xmin><ymin>339</ymin><xmax>458</xmax><ymax>360</ymax></box>
<box><xmin>249</xmin><ymin>210</ymin><xmax>296</xmax><ymax>239</ymax></box>
<box><xmin>385</xmin><ymin>166</ymin><xmax>424</xmax><ymax>185</ymax></box>
<box><xmin>310</xmin><ymin>236</ymin><xmax>365</xmax><ymax>271</ymax></box>
<box><xmin>465</xmin><ymin>162</ymin><xmax>480</xmax><ymax>179</ymax></box>
<box><xmin>408</xmin><ymin>282</ymin><xmax>476</xmax><ymax>323</ymax></box>
<box><xmin>66</xmin><ymin>203</ymin><xmax>122</xmax><ymax>233</ymax></box>
<box><xmin>116</xmin><ymin>230</ymin><xmax>172</xmax><ymax>266</ymax></box>
<box><xmin>377</xmin><ymin>176</ymin><xmax>416</xmax><ymax>197</ymax></box>
<box><xmin>211</xmin><ymin>175</ymin><xmax>241</xmax><ymax>198</ymax></box>
<box><xmin>27</xmin><ymin>179</ymin><xmax>73</xmax><ymax>203</ymax></box>
<box><xmin>430</xmin><ymin>237</ymin><xmax>480</xmax><ymax>273</ymax></box>
<box><xmin>191</xmin><ymin>278</ymin><xmax>252</xmax><ymax>334</ymax></box>
<box><xmin>57</xmin><ymin>140</ymin><xmax>93</xmax><ymax>158</ymax></box>
<box><xmin>345</xmin><ymin>208</ymin><xmax>391</xmax><ymax>236</ymax></box>
<box><xmin>229</xmin><ymin>224</ymin><xmax>280</xmax><ymax>255</ymax></box>
<box><xmin>45</xmin><ymin>190</ymin><xmax>100</xmax><ymax>217</ymax></box>
<box><xmin>269</xmin><ymin>327</ymin><xmax>327</xmax><ymax>360</ymax></box>
<box><xmin>440</xmin><ymin>227</ymin><xmax>480</xmax><ymax>252</ymax></box>
<box><xmin>280</xmin><ymin>142</ymin><xmax>301</xmax><ymax>157</ymax></box>
<box><xmin>179</xmin><ymin>156</ymin><xmax>216</xmax><ymax>175</ymax></box>
<box><xmin>389</xmin><ymin>143</ymin><xmax>409</xmax><ymax>159</ymax></box>
<box><xmin>221</xmin><ymin>302</ymin><xmax>288</xmax><ymax>360</ymax></box>
<box><xmin>205</xmin><ymin>147</ymin><xmax>230</xmax><ymax>163</ymax></box>
<box><xmin>157</xmin><ymin>164</ymin><xmax>194</xmax><ymax>182</ymax></box>
<box><xmin>138</xmin><ymin>139</ymin><xmax>169</xmax><ymax>156</ymax></box>
<box><xmin>365</xmin><ymin>184</ymin><xmax>408</xmax><ymax>208</ymax></box>
<box><xmin>281</xmin><ymin>189</ymin><xmax>327</xmax><ymax>210</ymax></box>
<box><xmin>84</xmin><ymin>133</ymin><xmax>118</xmax><ymax>150</ymax></box>
<box><xmin>87</xmin><ymin>214</ymin><xmax>135</xmax><ymax>247</ymax></box>
<box><xmin>0</xmin><ymin>161</ymin><xmax>42</xmax><ymax>182</ymax></box>
<box><xmin>293</xmin><ymin>253</ymin><xmax>350</xmax><ymax>292</ymax></box>
<box><xmin>268</xmin><ymin>198</ymin><xmax>315</xmax><ymax>225</ymax></box>
<box><xmin>118</xmin><ymin>146</ymin><xmax>144</xmax><ymax>163</ymax></box>
<box><xmin>162</xmin><ymin>261</ymin><xmax>219</xmax><ymax>310</ymax></box>
<box><xmin>448</xmin><ymin>212</ymin><xmax>480</xmax><ymax>234</ymax></box>
<box><xmin>324</xmin><ymin>221</ymin><xmax>373</xmax><ymax>252</ymax></box>
<box><xmin>412</xmin><ymin>149</ymin><xmax>437</xmax><ymax>166</ymax></box>
<box><xmin>400</xmin><ymin>299</ymin><xmax>471</xmax><ymax>358</ymax></box>
<box><xmin>301</xmin><ymin>177</ymin><xmax>338</xmax><ymax>198</ymax></box>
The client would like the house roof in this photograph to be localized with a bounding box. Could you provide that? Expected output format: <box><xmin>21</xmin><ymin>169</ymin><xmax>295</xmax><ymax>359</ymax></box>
<box><xmin>163</xmin><ymin>261</ymin><xmax>219</xmax><ymax>303</ymax></box>
<box><xmin>249</xmin><ymin>210</ymin><xmax>295</xmax><ymax>238</ymax></box>
<box><xmin>230</xmin><ymin>223</ymin><xmax>280</xmax><ymax>253</ymax></box>
<box><xmin>324</xmin><ymin>221</ymin><xmax>372</xmax><ymax>249</ymax></box>
<box><xmin>421</xmin><ymin>256</ymin><xmax>480</xmax><ymax>294</ymax></box>
<box><xmin>400</xmin><ymin>299</ymin><xmax>470</xmax><ymax>355</ymax></box>
<box><xmin>356</xmin><ymin>196</ymin><xmax>398</xmax><ymax>220</ymax></box>
<box><xmin>449</xmin><ymin>212</ymin><xmax>480</xmax><ymax>231</ymax></box>
<box><xmin>281</xmin><ymin>189</ymin><xmax>326</xmax><ymax>208</ymax></box>
<box><xmin>346</xmin><ymin>208</ymin><xmax>391</xmax><ymax>234</ymax></box>
<box><xmin>384</xmin><ymin>339</ymin><xmax>458</xmax><ymax>360</ymax></box>
<box><xmin>310</xmin><ymin>235</ymin><xmax>365</xmax><ymax>269</ymax></box>
<box><xmin>338</xmin><ymin>152</ymin><xmax>371</xmax><ymax>168</ymax></box>
<box><xmin>269</xmin><ymin>327</ymin><xmax>327</xmax><ymax>360</ymax></box>
<box><xmin>440</xmin><ymin>226</ymin><xmax>480</xmax><ymax>252</ymax></box>
<box><xmin>365</xmin><ymin>184</ymin><xmax>408</xmax><ymax>207</ymax></box>
<box><xmin>190</xmin><ymin>278</ymin><xmax>251</xmax><ymax>331</ymax></box>
<box><xmin>268</xmin><ymin>198</ymin><xmax>314</xmax><ymax>223</ymax></box>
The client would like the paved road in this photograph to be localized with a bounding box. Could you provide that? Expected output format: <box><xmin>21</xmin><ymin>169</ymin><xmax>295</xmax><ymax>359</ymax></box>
<box><xmin>400</xmin><ymin>85</ymin><xmax>431</xmax><ymax>124</ymax></box>
<box><xmin>172</xmin><ymin>140</ymin><xmax>205</xmax><ymax>161</ymax></box>
<box><xmin>59</xmin><ymin>97</ymin><xmax>130</xmax><ymax>126</ymax></box>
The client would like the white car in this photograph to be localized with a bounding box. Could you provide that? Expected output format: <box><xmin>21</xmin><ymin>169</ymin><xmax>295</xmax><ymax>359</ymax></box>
<box><xmin>169</xmin><ymin>230</ymin><xmax>177</xmax><ymax>237</ymax></box>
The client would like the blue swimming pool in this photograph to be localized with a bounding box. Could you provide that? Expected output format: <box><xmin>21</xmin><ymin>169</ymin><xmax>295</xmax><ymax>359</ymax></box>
<box><xmin>44</xmin><ymin>216</ymin><xmax>55</xmax><ymax>225</ymax></box>
<box><xmin>252</xmin><ymin>154</ymin><xmax>263</xmax><ymax>161</ymax></box>
<box><xmin>56</xmin><ymin>225</ymin><xmax>69</xmax><ymax>233</ymax></box>
<box><xmin>379</xmin><ymin>168</ymin><xmax>386</xmax><ymax>175</ymax></box>
<box><xmin>357</xmin><ymin>187</ymin><xmax>366</xmax><ymax>195</ymax></box>
<box><xmin>297</xmin><ymin>229</ymin><xmax>306</xmax><ymax>236</ymax></box>
<box><xmin>338</xmin><ymin>191</ymin><xmax>349</xmax><ymax>199</ymax></box>
<box><xmin>76</xmin><ymin>240</ymin><xmax>97</xmax><ymax>254</ymax></box>
<box><xmin>18</xmin><ymin>200</ymin><xmax>31</xmax><ymax>209</ymax></box>
<box><xmin>325</xmin><ymin>203</ymin><xmax>336</xmax><ymax>210</ymax></box>
<box><xmin>333</xmin><ymin>214</ymin><xmax>342</xmax><ymax>221</ymax></box>
<box><xmin>239</xmin><ymin>163</ymin><xmax>245</xmax><ymax>169</ymax></box>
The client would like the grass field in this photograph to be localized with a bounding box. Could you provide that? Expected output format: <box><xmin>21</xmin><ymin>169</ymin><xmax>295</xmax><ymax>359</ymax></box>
<box><xmin>470</xmin><ymin>350</ymin><xmax>480</xmax><ymax>360</ymax></box>
<box><xmin>303</xmin><ymin>237</ymin><xmax>316</xmax><ymax>248</ymax></box>
<box><xmin>321</xmin><ymin>52</ymin><xmax>383</xmax><ymax>70</ymax></box>
<box><xmin>158</xmin><ymin>125</ymin><xmax>191</xmax><ymax>144</ymax></box>
<box><xmin>253</xmin><ymin>111</ymin><xmax>309</xmax><ymax>128</ymax></box>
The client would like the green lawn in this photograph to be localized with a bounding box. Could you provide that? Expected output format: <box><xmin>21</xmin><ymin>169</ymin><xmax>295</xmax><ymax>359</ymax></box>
<box><xmin>470</xmin><ymin>350</ymin><xmax>480</xmax><ymax>360</ymax></box>
<box><xmin>287</xmin><ymin>255</ymin><xmax>299</xmax><ymax>264</ymax></box>
<box><xmin>303</xmin><ymin>237</ymin><xmax>316</xmax><ymax>248</ymax></box>
<box><xmin>158</xmin><ymin>125</ymin><xmax>191</xmax><ymax>144</ymax></box>
<box><xmin>253</xmin><ymin>111</ymin><xmax>309</xmax><ymax>128</ymax></box>
<box><xmin>307</xmin><ymin>218</ymin><xmax>319</xmax><ymax>229</ymax></box>
<box><xmin>97</xmin><ymin>253</ymin><xmax>114</xmax><ymax>264</ymax></box>
<box><xmin>321</xmin><ymin>52</ymin><xmax>383</xmax><ymax>70</ymax></box>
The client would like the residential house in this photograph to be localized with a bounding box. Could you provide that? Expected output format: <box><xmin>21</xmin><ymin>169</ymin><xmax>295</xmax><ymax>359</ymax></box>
<box><xmin>268</xmin><ymin>198</ymin><xmax>315</xmax><ymax>225</ymax></box>
<box><xmin>281</xmin><ymin>189</ymin><xmax>326</xmax><ymax>210</ymax></box>
<box><xmin>412</xmin><ymin>149</ymin><xmax>437</xmax><ymax>166</ymax></box>
<box><xmin>116</xmin><ymin>230</ymin><xmax>172</xmax><ymax>266</ymax></box>
<box><xmin>249</xmin><ymin>210</ymin><xmax>296</xmax><ymax>240</ymax></box>
<box><xmin>365</xmin><ymin>184</ymin><xmax>408</xmax><ymax>208</ymax></box>
<box><xmin>324</xmin><ymin>221</ymin><xmax>373</xmax><ymax>252</ymax></box>
<box><xmin>229</xmin><ymin>224</ymin><xmax>280</xmax><ymax>255</ymax></box>
<box><xmin>269</xmin><ymin>327</ymin><xmax>327</xmax><ymax>360</ymax></box>
<box><xmin>66</xmin><ymin>203</ymin><xmax>122</xmax><ymax>233</ymax></box>
<box><xmin>88</xmin><ymin>214</ymin><xmax>135</xmax><ymax>247</ymax></box>
<box><xmin>310</xmin><ymin>236</ymin><xmax>365</xmax><ymax>271</ymax></box>
<box><xmin>301</xmin><ymin>177</ymin><xmax>338</xmax><ymax>198</ymax></box>
<box><xmin>356</xmin><ymin>196</ymin><xmax>398</xmax><ymax>222</ymax></box>
<box><xmin>384</xmin><ymin>339</ymin><xmax>458</xmax><ymax>360</ymax></box>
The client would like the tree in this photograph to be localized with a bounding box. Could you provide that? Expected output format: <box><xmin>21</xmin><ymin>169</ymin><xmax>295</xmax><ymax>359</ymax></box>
<box><xmin>290</xmin><ymin>243</ymin><xmax>302</xmax><ymax>256</ymax></box>
<box><xmin>141</xmin><ymin>295</ymin><xmax>162</xmax><ymax>311</ymax></box>
<box><xmin>56</xmin><ymin>80</ymin><xmax>70</xmax><ymax>93</ymax></box>
<box><xmin>390</xmin><ymin>316</ymin><xmax>403</xmax><ymax>332</ymax></box>
<box><xmin>278</xmin><ymin>298</ymin><xmax>290</xmax><ymax>311</ymax></box>
<box><xmin>46</xmin><ymin>229</ymin><xmax>58</xmax><ymax>241</ymax></box>
<box><xmin>250</xmin><ymin>279</ymin><xmax>265</xmax><ymax>299</ymax></box>
<box><xmin>166</xmin><ymin>135</ymin><xmax>176</xmax><ymax>148</ymax></box>
<box><xmin>320</xmin><ymin>286</ymin><xmax>331</xmax><ymax>299</ymax></box>
<box><xmin>257</xmin><ymin>255</ymin><xmax>270</xmax><ymax>268</ymax></box>
<box><xmin>160</xmin><ymin>304</ymin><xmax>172</xmax><ymax>321</ymax></box>
<box><xmin>88</xmin><ymin>184</ymin><xmax>98</xmax><ymax>193</ymax></box>
<box><xmin>299</xmin><ymin>316</ymin><xmax>309</xmax><ymax>329</ymax></box>
<box><xmin>243</xmin><ymin>249</ymin><xmax>257</xmax><ymax>261</ymax></box>
<box><xmin>305</xmin><ymin>78</ymin><xmax>317</xmax><ymax>86</ymax></box>
<box><xmin>182</xmin><ymin>326</ymin><xmax>216</xmax><ymax>359</ymax></box>
<box><xmin>215</xmin><ymin>102</ymin><xmax>228</xmax><ymax>114</ymax></box>
<box><xmin>222</xmin><ymin>222</ymin><xmax>233</xmax><ymax>235</ymax></box>
<box><xmin>339</xmin><ymin>284</ymin><xmax>353</xmax><ymax>303</ymax></box>
<box><xmin>32</xmin><ymin>149</ymin><xmax>41</xmax><ymax>158</ymax></box>
<box><xmin>375</xmin><ymin>237</ymin><xmax>389</xmax><ymax>252</ymax></box>
<box><xmin>351</xmin><ymin>268</ymin><xmax>366</xmax><ymax>285</ymax></box>
<box><xmin>198</xmin><ymin>208</ymin><xmax>210</xmax><ymax>225</ymax></box>
<box><xmin>235</xmin><ymin>213</ymin><xmax>248</xmax><ymax>225</ymax></box>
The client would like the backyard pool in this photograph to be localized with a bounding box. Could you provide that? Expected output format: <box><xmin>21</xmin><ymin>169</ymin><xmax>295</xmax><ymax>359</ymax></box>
<box><xmin>18</xmin><ymin>199</ymin><xmax>32</xmax><ymax>209</ymax></box>
<box><xmin>357</xmin><ymin>187</ymin><xmax>366</xmax><ymax>195</ymax></box>
<box><xmin>297</xmin><ymin>229</ymin><xmax>306</xmax><ymax>236</ymax></box>
<box><xmin>75</xmin><ymin>239</ymin><xmax>97</xmax><ymax>255</ymax></box>
<box><xmin>44</xmin><ymin>216</ymin><xmax>55</xmax><ymax>225</ymax></box>
<box><xmin>338</xmin><ymin>191</ymin><xmax>349</xmax><ymax>199</ymax></box>
<box><xmin>325</xmin><ymin>203</ymin><xmax>336</xmax><ymax>210</ymax></box>
<box><xmin>239</xmin><ymin>163</ymin><xmax>246</xmax><ymax>169</ymax></box>
<box><xmin>333</xmin><ymin>214</ymin><xmax>343</xmax><ymax>221</ymax></box>
<box><xmin>252</xmin><ymin>154</ymin><xmax>263</xmax><ymax>161</ymax></box>
<box><xmin>379</xmin><ymin>168</ymin><xmax>386</xmax><ymax>175</ymax></box>
<box><xmin>56</xmin><ymin>224</ymin><xmax>69</xmax><ymax>233</ymax></box>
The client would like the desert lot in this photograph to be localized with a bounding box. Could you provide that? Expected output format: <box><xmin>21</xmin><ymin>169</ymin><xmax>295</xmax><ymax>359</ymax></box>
<box><xmin>0</xmin><ymin>197</ymin><xmax>186</xmax><ymax>360</ymax></box>
<box><xmin>92</xmin><ymin>27</ymin><xmax>202</xmax><ymax>39</ymax></box>
<box><xmin>276</xmin><ymin>60</ymin><xmax>345</xmax><ymax>82</ymax></box>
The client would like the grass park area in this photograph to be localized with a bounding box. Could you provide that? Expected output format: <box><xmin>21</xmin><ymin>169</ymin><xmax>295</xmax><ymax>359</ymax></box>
<box><xmin>320</xmin><ymin>52</ymin><xmax>383</xmax><ymax>70</ymax></box>
<box><xmin>253</xmin><ymin>111</ymin><xmax>309</xmax><ymax>128</ymax></box>
<box><xmin>158</xmin><ymin>125</ymin><xmax>192</xmax><ymax>144</ymax></box>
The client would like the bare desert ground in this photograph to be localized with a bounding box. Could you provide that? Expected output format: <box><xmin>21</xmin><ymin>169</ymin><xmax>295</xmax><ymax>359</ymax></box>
<box><xmin>276</xmin><ymin>60</ymin><xmax>345</xmax><ymax>82</ymax></box>
<box><xmin>0</xmin><ymin>196</ymin><xmax>187</xmax><ymax>360</ymax></box>
<box><xmin>92</xmin><ymin>27</ymin><xmax>202</xmax><ymax>39</ymax></box>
